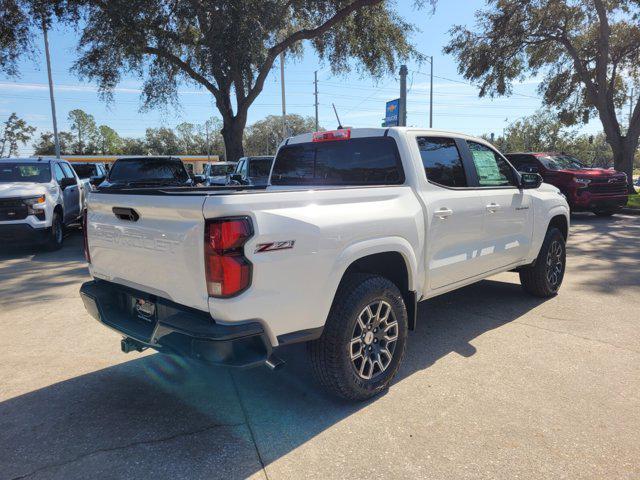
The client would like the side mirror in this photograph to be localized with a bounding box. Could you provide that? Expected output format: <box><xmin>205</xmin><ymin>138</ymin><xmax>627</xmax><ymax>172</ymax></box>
<box><xmin>520</xmin><ymin>172</ymin><xmax>543</xmax><ymax>189</ymax></box>
<box><xmin>229</xmin><ymin>173</ymin><xmax>243</xmax><ymax>183</ymax></box>
<box><xmin>59</xmin><ymin>177</ymin><xmax>76</xmax><ymax>189</ymax></box>
<box><xmin>193</xmin><ymin>174</ymin><xmax>206</xmax><ymax>184</ymax></box>
<box><xmin>90</xmin><ymin>175</ymin><xmax>105</xmax><ymax>186</ymax></box>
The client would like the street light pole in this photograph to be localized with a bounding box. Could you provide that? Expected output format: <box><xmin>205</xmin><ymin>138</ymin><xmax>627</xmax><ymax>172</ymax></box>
<box><xmin>280</xmin><ymin>51</ymin><xmax>287</xmax><ymax>139</ymax></box>
<box><xmin>399</xmin><ymin>65</ymin><xmax>408</xmax><ymax>127</ymax></box>
<box><xmin>42</xmin><ymin>21</ymin><xmax>60</xmax><ymax>159</ymax></box>
<box><xmin>314</xmin><ymin>70</ymin><xmax>319</xmax><ymax>131</ymax></box>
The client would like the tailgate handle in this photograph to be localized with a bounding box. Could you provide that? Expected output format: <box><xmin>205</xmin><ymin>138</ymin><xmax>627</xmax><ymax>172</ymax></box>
<box><xmin>112</xmin><ymin>207</ymin><xmax>140</xmax><ymax>222</ymax></box>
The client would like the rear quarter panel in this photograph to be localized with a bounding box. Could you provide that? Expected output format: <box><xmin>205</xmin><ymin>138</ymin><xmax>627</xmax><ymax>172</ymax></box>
<box><xmin>203</xmin><ymin>186</ymin><xmax>424</xmax><ymax>343</ymax></box>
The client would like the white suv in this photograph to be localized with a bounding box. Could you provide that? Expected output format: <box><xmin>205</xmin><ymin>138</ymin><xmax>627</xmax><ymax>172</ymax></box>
<box><xmin>0</xmin><ymin>157</ymin><xmax>84</xmax><ymax>250</ymax></box>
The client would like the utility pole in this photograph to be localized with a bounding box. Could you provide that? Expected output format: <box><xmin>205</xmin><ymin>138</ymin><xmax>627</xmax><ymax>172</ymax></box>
<box><xmin>314</xmin><ymin>70</ymin><xmax>319</xmax><ymax>131</ymax></box>
<box><xmin>280</xmin><ymin>51</ymin><xmax>287</xmax><ymax>139</ymax></box>
<box><xmin>43</xmin><ymin>21</ymin><xmax>60</xmax><ymax>159</ymax></box>
<box><xmin>429</xmin><ymin>56</ymin><xmax>434</xmax><ymax>128</ymax></box>
<box><xmin>205</xmin><ymin>120</ymin><xmax>211</xmax><ymax>162</ymax></box>
<box><xmin>399</xmin><ymin>65</ymin><xmax>408</xmax><ymax>127</ymax></box>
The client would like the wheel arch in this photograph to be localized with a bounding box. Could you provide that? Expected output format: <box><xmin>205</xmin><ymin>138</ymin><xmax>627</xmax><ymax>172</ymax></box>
<box><xmin>53</xmin><ymin>203</ymin><xmax>63</xmax><ymax>218</ymax></box>
<box><xmin>548</xmin><ymin>214</ymin><xmax>568</xmax><ymax>240</ymax></box>
<box><xmin>327</xmin><ymin>238</ymin><xmax>419</xmax><ymax>331</ymax></box>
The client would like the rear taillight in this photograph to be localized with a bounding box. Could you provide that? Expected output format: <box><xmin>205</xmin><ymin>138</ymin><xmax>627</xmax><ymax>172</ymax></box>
<box><xmin>204</xmin><ymin>217</ymin><xmax>253</xmax><ymax>298</ymax></box>
<box><xmin>83</xmin><ymin>209</ymin><xmax>91</xmax><ymax>263</ymax></box>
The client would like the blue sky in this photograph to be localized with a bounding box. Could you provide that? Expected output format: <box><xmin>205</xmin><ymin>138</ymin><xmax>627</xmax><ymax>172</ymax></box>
<box><xmin>0</xmin><ymin>0</ymin><xmax>601</xmax><ymax>156</ymax></box>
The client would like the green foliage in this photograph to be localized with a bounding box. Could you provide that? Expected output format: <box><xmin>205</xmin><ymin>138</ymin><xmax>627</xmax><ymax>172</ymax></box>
<box><xmin>32</xmin><ymin>130</ymin><xmax>74</xmax><ymax>155</ymax></box>
<box><xmin>486</xmin><ymin>111</ymin><xmax>616</xmax><ymax>168</ymax></box>
<box><xmin>0</xmin><ymin>112</ymin><xmax>36</xmax><ymax>157</ymax></box>
<box><xmin>96</xmin><ymin>125</ymin><xmax>122</xmax><ymax>154</ymax></box>
<box><xmin>0</xmin><ymin>1</ymin><xmax>73</xmax><ymax>76</ymax></box>
<box><xmin>445</xmin><ymin>0</ymin><xmax>640</xmax><ymax>188</ymax></box>
<box><xmin>69</xmin><ymin>0</ymin><xmax>429</xmax><ymax>160</ymax></box>
<box><xmin>244</xmin><ymin>114</ymin><xmax>318</xmax><ymax>156</ymax></box>
<box><xmin>67</xmin><ymin>109</ymin><xmax>97</xmax><ymax>154</ymax></box>
<box><xmin>144</xmin><ymin>127</ymin><xmax>180</xmax><ymax>156</ymax></box>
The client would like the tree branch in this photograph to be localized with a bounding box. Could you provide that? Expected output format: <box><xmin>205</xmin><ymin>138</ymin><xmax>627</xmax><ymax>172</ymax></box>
<box><xmin>141</xmin><ymin>45</ymin><xmax>221</xmax><ymax>100</ymax></box>
<box><xmin>627</xmin><ymin>94</ymin><xmax>640</xmax><ymax>146</ymax></box>
<box><xmin>592</xmin><ymin>0</ymin><xmax>610</xmax><ymax>97</ymax></box>
<box><xmin>241</xmin><ymin>0</ymin><xmax>384</xmax><ymax>112</ymax></box>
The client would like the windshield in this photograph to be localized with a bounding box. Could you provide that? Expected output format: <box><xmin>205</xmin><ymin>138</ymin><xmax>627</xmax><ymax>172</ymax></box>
<box><xmin>0</xmin><ymin>163</ymin><xmax>51</xmax><ymax>183</ymax></box>
<box><xmin>71</xmin><ymin>164</ymin><xmax>97</xmax><ymax>179</ymax></box>
<box><xmin>108</xmin><ymin>158</ymin><xmax>189</xmax><ymax>184</ymax></box>
<box><xmin>248</xmin><ymin>158</ymin><xmax>273</xmax><ymax>177</ymax></box>
<box><xmin>209</xmin><ymin>164</ymin><xmax>234</xmax><ymax>176</ymax></box>
<box><xmin>538</xmin><ymin>154</ymin><xmax>586</xmax><ymax>171</ymax></box>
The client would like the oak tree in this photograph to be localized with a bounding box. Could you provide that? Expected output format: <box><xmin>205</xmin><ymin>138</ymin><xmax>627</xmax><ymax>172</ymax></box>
<box><xmin>70</xmin><ymin>0</ymin><xmax>425</xmax><ymax>161</ymax></box>
<box><xmin>445</xmin><ymin>0</ymin><xmax>640</xmax><ymax>190</ymax></box>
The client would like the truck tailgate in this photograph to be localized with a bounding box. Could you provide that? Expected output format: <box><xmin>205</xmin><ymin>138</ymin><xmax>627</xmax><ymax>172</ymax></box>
<box><xmin>86</xmin><ymin>193</ymin><xmax>209</xmax><ymax>311</ymax></box>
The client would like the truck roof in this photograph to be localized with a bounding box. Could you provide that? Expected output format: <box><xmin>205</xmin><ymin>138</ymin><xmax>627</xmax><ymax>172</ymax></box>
<box><xmin>283</xmin><ymin>126</ymin><xmax>499</xmax><ymax>147</ymax></box>
<box><xmin>0</xmin><ymin>157</ymin><xmax>54</xmax><ymax>163</ymax></box>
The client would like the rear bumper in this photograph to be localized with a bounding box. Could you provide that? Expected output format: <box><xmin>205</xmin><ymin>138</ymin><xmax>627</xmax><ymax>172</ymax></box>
<box><xmin>0</xmin><ymin>223</ymin><xmax>49</xmax><ymax>244</ymax></box>
<box><xmin>80</xmin><ymin>279</ymin><xmax>272</xmax><ymax>368</ymax></box>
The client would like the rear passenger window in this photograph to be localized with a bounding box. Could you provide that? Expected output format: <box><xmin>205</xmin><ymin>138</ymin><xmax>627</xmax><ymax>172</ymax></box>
<box><xmin>272</xmin><ymin>137</ymin><xmax>404</xmax><ymax>186</ymax></box>
<box><xmin>467</xmin><ymin>142</ymin><xmax>516</xmax><ymax>187</ymax></box>
<box><xmin>417</xmin><ymin>137</ymin><xmax>466</xmax><ymax>187</ymax></box>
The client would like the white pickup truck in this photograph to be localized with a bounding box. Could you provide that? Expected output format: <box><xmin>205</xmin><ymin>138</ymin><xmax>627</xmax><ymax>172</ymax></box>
<box><xmin>80</xmin><ymin>128</ymin><xmax>569</xmax><ymax>401</ymax></box>
<box><xmin>1</xmin><ymin>157</ymin><xmax>84</xmax><ymax>249</ymax></box>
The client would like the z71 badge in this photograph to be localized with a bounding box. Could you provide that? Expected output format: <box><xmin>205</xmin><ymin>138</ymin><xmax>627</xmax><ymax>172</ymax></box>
<box><xmin>255</xmin><ymin>240</ymin><xmax>295</xmax><ymax>253</ymax></box>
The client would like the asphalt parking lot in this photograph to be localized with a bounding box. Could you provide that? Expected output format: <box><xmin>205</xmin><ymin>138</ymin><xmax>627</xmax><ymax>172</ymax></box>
<box><xmin>1</xmin><ymin>214</ymin><xmax>639</xmax><ymax>480</ymax></box>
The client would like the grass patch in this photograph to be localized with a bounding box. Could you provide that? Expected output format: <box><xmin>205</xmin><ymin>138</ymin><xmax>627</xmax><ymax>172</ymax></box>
<box><xmin>628</xmin><ymin>193</ymin><xmax>640</xmax><ymax>209</ymax></box>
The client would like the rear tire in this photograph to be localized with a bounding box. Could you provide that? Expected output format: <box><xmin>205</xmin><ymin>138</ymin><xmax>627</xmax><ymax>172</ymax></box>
<box><xmin>519</xmin><ymin>228</ymin><xmax>566</xmax><ymax>298</ymax></box>
<box><xmin>308</xmin><ymin>273</ymin><xmax>408</xmax><ymax>401</ymax></box>
<box><xmin>45</xmin><ymin>211</ymin><xmax>64</xmax><ymax>251</ymax></box>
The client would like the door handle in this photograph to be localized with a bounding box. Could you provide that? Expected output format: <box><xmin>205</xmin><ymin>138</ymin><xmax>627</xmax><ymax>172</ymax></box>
<box><xmin>486</xmin><ymin>203</ymin><xmax>501</xmax><ymax>213</ymax></box>
<box><xmin>435</xmin><ymin>208</ymin><xmax>453</xmax><ymax>219</ymax></box>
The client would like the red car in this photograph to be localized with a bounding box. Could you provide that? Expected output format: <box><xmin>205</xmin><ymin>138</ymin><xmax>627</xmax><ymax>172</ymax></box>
<box><xmin>505</xmin><ymin>152</ymin><xmax>628</xmax><ymax>216</ymax></box>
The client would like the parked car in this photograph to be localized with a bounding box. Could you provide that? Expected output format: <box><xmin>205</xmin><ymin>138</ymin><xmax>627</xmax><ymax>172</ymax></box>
<box><xmin>0</xmin><ymin>157</ymin><xmax>84</xmax><ymax>249</ymax></box>
<box><xmin>228</xmin><ymin>156</ymin><xmax>274</xmax><ymax>186</ymax></box>
<box><xmin>505</xmin><ymin>152</ymin><xmax>628</xmax><ymax>216</ymax></box>
<box><xmin>80</xmin><ymin>128</ymin><xmax>569</xmax><ymax>401</ymax></box>
<box><xmin>70</xmin><ymin>162</ymin><xmax>108</xmax><ymax>188</ymax></box>
<box><xmin>203</xmin><ymin>161</ymin><xmax>237</xmax><ymax>186</ymax></box>
<box><xmin>100</xmin><ymin>156</ymin><xmax>203</xmax><ymax>189</ymax></box>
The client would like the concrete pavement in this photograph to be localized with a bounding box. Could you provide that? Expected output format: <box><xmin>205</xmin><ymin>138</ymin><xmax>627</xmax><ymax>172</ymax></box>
<box><xmin>0</xmin><ymin>215</ymin><xmax>638</xmax><ymax>479</ymax></box>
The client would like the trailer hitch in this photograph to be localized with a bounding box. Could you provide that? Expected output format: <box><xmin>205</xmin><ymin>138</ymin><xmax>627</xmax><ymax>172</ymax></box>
<box><xmin>121</xmin><ymin>337</ymin><xmax>147</xmax><ymax>354</ymax></box>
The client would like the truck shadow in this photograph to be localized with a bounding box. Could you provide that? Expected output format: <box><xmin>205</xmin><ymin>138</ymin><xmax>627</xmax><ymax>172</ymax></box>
<box><xmin>566</xmin><ymin>213</ymin><xmax>640</xmax><ymax>295</ymax></box>
<box><xmin>1</xmin><ymin>278</ymin><xmax>547</xmax><ymax>479</ymax></box>
<box><xmin>0</xmin><ymin>229</ymin><xmax>89</xmax><ymax>309</ymax></box>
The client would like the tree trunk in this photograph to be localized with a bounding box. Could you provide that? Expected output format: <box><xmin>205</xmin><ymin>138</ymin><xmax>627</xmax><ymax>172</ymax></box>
<box><xmin>611</xmin><ymin>136</ymin><xmax>637</xmax><ymax>193</ymax></box>
<box><xmin>221</xmin><ymin>114</ymin><xmax>247</xmax><ymax>162</ymax></box>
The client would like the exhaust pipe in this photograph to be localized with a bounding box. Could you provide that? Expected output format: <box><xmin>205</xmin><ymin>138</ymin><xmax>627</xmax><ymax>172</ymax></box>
<box><xmin>265</xmin><ymin>354</ymin><xmax>285</xmax><ymax>370</ymax></box>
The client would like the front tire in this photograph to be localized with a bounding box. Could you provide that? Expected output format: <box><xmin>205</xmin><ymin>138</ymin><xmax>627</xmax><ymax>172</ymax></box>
<box><xmin>308</xmin><ymin>274</ymin><xmax>408</xmax><ymax>401</ymax></box>
<box><xmin>45</xmin><ymin>211</ymin><xmax>64</xmax><ymax>251</ymax></box>
<box><xmin>519</xmin><ymin>228</ymin><xmax>566</xmax><ymax>298</ymax></box>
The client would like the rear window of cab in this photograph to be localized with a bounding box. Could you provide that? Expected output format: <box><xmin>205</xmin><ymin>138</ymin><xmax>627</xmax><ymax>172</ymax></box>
<box><xmin>271</xmin><ymin>136</ymin><xmax>404</xmax><ymax>186</ymax></box>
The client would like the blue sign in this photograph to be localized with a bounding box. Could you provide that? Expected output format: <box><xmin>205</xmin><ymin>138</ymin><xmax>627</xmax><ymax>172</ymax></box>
<box><xmin>384</xmin><ymin>99</ymin><xmax>400</xmax><ymax>127</ymax></box>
